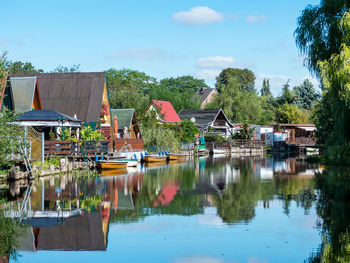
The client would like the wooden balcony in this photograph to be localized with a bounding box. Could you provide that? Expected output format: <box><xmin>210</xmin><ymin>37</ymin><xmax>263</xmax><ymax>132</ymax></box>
<box><xmin>286</xmin><ymin>137</ymin><xmax>317</xmax><ymax>146</ymax></box>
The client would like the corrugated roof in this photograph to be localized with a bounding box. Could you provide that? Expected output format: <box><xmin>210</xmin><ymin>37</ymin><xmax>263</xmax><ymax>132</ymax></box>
<box><xmin>149</xmin><ymin>100</ymin><xmax>181</xmax><ymax>122</ymax></box>
<box><xmin>9</xmin><ymin>76</ymin><xmax>36</xmax><ymax>112</ymax></box>
<box><xmin>37</xmin><ymin>212</ymin><xmax>106</xmax><ymax>251</ymax></box>
<box><xmin>110</xmin><ymin>108</ymin><xmax>134</xmax><ymax>129</ymax></box>
<box><xmin>178</xmin><ymin>109</ymin><xmax>232</xmax><ymax>127</ymax></box>
<box><xmin>11</xmin><ymin>72</ymin><xmax>107</xmax><ymax>122</ymax></box>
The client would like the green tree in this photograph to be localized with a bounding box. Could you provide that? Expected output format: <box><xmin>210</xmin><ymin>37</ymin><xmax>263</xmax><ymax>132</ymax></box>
<box><xmin>0</xmin><ymin>109</ymin><xmax>23</xmax><ymax>168</ymax></box>
<box><xmin>293</xmin><ymin>79</ymin><xmax>320</xmax><ymax>109</ymax></box>
<box><xmin>277</xmin><ymin>80</ymin><xmax>294</xmax><ymax>105</ymax></box>
<box><xmin>315</xmin><ymin>11</ymin><xmax>350</xmax><ymax>163</ymax></box>
<box><xmin>107</xmin><ymin>68</ymin><xmax>156</xmax><ymax>115</ymax></box>
<box><xmin>277</xmin><ymin>103</ymin><xmax>308</xmax><ymax>124</ymax></box>
<box><xmin>295</xmin><ymin>0</ymin><xmax>350</xmax><ymax>75</ymax></box>
<box><xmin>214</xmin><ymin>77</ymin><xmax>263</xmax><ymax>123</ymax></box>
<box><xmin>0</xmin><ymin>51</ymin><xmax>43</xmax><ymax>74</ymax></box>
<box><xmin>259</xmin><ymin>95</ymin><xmax>277</xmax><ymax>125</ymax></box>
<box><xmin>148</xmin><ymin>84</ymin><xmax>201</xmax><ymax>112</ymax></box>
<box><xmin>159</xmin><ymin>75</ymin><xmax>206</xmax><ymax>94</ymax></box>
<box><xmin>51</xmin><ymin>64</ymin><xmax>80</xmax><ymax>73</ymax></box>
<box><xmin>261</xmin><ymin>78</ymin><xmax>272</xmax><ymax>97</ymax></box>
<box><xmin>216</xmin><ymin>68</ymin><xmax>256</xmax><ymax>93</ymax></box>
<box><xmin>232</xmin><ymin>124</ymin><xmax>254</xmax><ymax>139</ymax></box>
<box><xmin>179</xmin><ymin>119</ymin><xmax>198</xmax><ymax>143</ymax></box>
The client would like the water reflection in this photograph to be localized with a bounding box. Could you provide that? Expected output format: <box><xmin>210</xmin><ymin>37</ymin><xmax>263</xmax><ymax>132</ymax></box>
<box><xmin>306</xmin><ymin>167</ymin><xmax>350</xmax><ymax>262</ymax></box>
<box><xmin>0</xmin><ymin>156</ymin><xmax>330</xmax><ymax>262</ymax></box>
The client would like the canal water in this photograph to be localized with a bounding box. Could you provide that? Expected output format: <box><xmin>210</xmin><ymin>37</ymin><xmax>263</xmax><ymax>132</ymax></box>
<box><xmin>1</xmin><ymin>156</ymin><xmax>349</xmax><ymax>263</ymax></box>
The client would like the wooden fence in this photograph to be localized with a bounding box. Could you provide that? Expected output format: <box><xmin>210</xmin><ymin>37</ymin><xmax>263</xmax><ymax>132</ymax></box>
<box><xmin>114</xmin><ymin>138</ymin><xmax>144</xmax><ymax>151</ymax></box>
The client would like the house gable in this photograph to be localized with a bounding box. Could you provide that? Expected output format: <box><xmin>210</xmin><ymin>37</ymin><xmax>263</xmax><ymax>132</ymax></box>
<box><xmin>146</xmin><ymin>100</ymin><xmax>181</xmax><ymax>123</ymax></box>
<box><xmin>2</xmin><ymin>76</ymin><xmax>42</xmax><ymax>113</ymax></box>
<box><xmin>11</xmin><ymin>72</ymin><xmax>109</xmax><ymax>123</ymax></box>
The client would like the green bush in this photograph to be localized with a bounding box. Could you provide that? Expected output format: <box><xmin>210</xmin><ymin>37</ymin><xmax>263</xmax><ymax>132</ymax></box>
<box><xmin>204</xmin><ymin>134</ymin><xmax>227</xmax><ymax>143</ymax></box>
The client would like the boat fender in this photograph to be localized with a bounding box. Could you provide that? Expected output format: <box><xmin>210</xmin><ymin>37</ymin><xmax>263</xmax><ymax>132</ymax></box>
<box><xmin>100</xmin><ymin>155</ymin><xmax>105</xmax><ymax>160</ymax></box>
<box><xmin>158</xmin><ymin>152</ymin><xmax>161</xmax><ymax>156</ymax></box>
<box><xmin>134</xmin><ymin>154</ymin><xmax>137</xmax><ymax>160</ymax></box>
<box><xmin>95</xmin><ymin>155</ymin><xmax>98</xmax><ymax>162</ymax></box>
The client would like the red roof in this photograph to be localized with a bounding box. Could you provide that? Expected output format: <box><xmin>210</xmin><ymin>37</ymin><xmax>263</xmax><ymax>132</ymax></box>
<box><xmin>154</xmin><ymin>185</ymin><xmax>179</xmax><ymax>206</ymax></box>
<box><xmin>149</xmin><ymin>100</ymin><xmax>181</xmax><ymax>122</ymax></box>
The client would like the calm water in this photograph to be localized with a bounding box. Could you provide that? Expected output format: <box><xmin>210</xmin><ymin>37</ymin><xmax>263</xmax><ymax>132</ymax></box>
<box><xmin>1</xmin><ymin>156</ymin><xmax>350</xmax><ymax>263</ymax></box>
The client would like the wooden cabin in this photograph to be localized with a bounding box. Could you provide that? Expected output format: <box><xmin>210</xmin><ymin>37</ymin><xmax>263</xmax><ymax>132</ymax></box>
<box><xmin>110</xmin><ymin>108</ymin><xmax>144</xmax><ymax>151</ymax></box>
<box><xmin>146</xmin><ymin>100</ymin><xmax>181</xmax><ymax>125</ymax></box>
<box><xmin>178</xmin><ymin>109</ymin><xmax>234</xmax><ymax>138</ymax></box>
<box><xmin>110</xmin><ymin>108</ymin><xmax>141</xmax><ymax>139</ymax></box>
<box><xmin>1</xmin><ymin>75</ymin><xmax>42</xmax><ymax>112</ymax></box>
<box><xmin>277</xmin><ymin>124</ymin><xmax>317</xmax><ymax>146</ymax></box>
<box><xmin>10</xmin><ymin>72</ymin><xmax>111</xmax><ymax>125</ymax></box>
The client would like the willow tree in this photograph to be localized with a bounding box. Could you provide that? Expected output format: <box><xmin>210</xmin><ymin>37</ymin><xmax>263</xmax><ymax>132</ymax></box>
<box><xmin>317</xmin><ymin>12</ymin><xmax>350</xmax><ymax>163</ymax></box>
<box><xmin>295</xmin><ymin>0</ymin><xmax>350</xmax><ymax>75</ymax></box>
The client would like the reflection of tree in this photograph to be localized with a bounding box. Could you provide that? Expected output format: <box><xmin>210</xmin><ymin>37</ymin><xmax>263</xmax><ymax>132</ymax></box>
<box><xmin>110</xmin><ymin>164</ymin><xmax>203</xmax><ymax>224</ymax></box>
<box><xmin>0</xmin><ymin>211</ymin><xmax>24</xmax><ymax>262</ymax></box>
<box><xmin>274</xmin><ymin>176</ymin><xmax>315</xmax><ymax>215</ymax></box>
<box><xmin>213</xmin><ymin>162</ymin><xmax>272</xmax><ymax>224</ymax></box>
<box><xmin>306</xmin><ymin>167</ymin><xmax>350</xmax><ymax>263</ymax></box>
<box><xmin>214</xmin><ymin>158</ymin><xmax>316</xmax><ymax>224</ymax></box>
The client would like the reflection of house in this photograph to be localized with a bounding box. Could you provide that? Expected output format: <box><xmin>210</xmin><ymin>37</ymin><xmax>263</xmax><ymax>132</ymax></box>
<box><xmin>1</xmin><ymin>76</ymin><xmax>42</xmax><ymax>112</ymax></box>
<box><xmin>110</xmin><ymin>108</ymin><xmax>141</xmax><ymax>138</ymax></box>
<box><xmin>193</xmin><ymin>87</ymin><xmax>217</xmax><ymax>109</ymax></box>
<box><xmin>11</xmin><ymin>72</ymin><xmax>111</xmax><ymax>126</ymax></box>
<box><xmin>146</xmin><ymin>100</ymin><xmax>181</xmax><ymax>124</ymax></box>
<box><xmin>18</xmin><ymin>212</ymin><xmax>107</xmax><ymax>251</ymax></box>
<box><xmin>178</xmin><ymin>109</ymin><xmax>233</xmax><ymax>138</ymax></box>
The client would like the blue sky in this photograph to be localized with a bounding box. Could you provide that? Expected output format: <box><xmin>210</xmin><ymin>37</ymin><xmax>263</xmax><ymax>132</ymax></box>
<box><xmin>1</xmin><ymin>0</ymin><xmax>320</xmax><ymax>95</ymax></box>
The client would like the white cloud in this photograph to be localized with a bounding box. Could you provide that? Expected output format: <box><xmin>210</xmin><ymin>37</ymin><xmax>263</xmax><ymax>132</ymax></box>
<box><xmin>195</xmin><ymin>56</ymin><xmax>255</xmax><ymax>86</ymax></box>
<box><xmin>109</xmin><ymin>48</ymin><xmax>171</xmax><ymax>60</ymax></box>
<box><xmin>173</xmin><ymin>6</ymin><xmax>224</xmax><ymax>26</ymax></box>
<box><xmin>195</xmin><ymin>69</ymin><xmax>221</xmax><ymax>81</ymax></box>
<box><xmin>246</xmin><ymin>15</ymin><xmax>268</xmax><ymax>23</ymax></box>
<box><xmin>197</xmin><ymin>56</ymin><xmax>237</xmax><ymax>69</ymax></box>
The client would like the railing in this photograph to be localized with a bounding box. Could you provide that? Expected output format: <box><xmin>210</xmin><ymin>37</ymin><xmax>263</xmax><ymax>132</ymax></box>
<box><xmin>286</xmin><ymin>137</ymin><xmax>317</xmax><ymax>146</ymax></box>
<box><xmin>82</xmin><ymin>141</ymin><xmax>109</xmax><ymax>155</ymax></box>
<box><xmin>206</xmin><ymin>142</ymin><xmax>231</xmax><ymax>150</ymax></box>
<box><xmin>45</xmin><ymin>141</ymin><xmax>73</xmax><ymax>155</ymax></box>
<box><xmin>45</xmin><ymin>140</ymin><xmax>109</xmax><ymax>156</ymax></box>
<box><xmin>229</xmin><ymin>139</ymin><xmax>262</xmax><ymax>147</ymax></box>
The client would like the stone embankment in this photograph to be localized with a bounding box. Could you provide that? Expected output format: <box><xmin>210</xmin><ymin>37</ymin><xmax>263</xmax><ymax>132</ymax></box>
<box><xmin>7</xmin><ymin>158</ymin><xmax>93</xmax><ymax>181</ymax></box>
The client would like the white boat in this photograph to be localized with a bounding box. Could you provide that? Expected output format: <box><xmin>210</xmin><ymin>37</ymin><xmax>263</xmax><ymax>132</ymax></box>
<box><xmin>211</xmin><ymin>148</ymin><xmax>228</xmax><ymax>155</ymax></box>
<box><xmin>118</xmin><ymin>158</ymin><xmax>138</xmax><ymax>167</ymax></box>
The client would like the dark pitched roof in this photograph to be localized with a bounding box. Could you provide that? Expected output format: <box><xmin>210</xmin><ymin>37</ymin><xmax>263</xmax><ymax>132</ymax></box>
<box><xmin>193</xmin><ymin>88</ymin><xmax>216</xmax><ymax>104</ymax></box>
<box><xmin>36</xmin><ymin>212</ymin><xmax>106</xmax><ymax>251</ymax></box>
<box><xmin>11</xmin><ymin>72</ymin><xmax>107</xmax><ymax>122</ymax></box>
<box><xmin>110</xmin><ymin>108</ymin><xmax>134</xmax><ymax>129</ymax></box>
<box><xmin>178</xmin><ymin>109</ymin><xmax>232</xmax><ymax>127</ymax></box>
<box><xmin>18</xmin><ymin>110</ymin><xmax>81</xmax><ymax>122</ymax></box>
